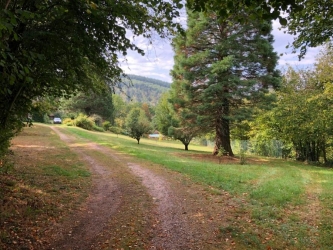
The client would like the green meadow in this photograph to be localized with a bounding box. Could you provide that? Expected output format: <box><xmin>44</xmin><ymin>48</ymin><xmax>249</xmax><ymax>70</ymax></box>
<box><xmin>62</xmin><ymin>125</ymin><xmax>333</xmax><ymax>250</ymax></box>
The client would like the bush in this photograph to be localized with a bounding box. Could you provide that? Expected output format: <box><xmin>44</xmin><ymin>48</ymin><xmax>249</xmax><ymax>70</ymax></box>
<box><xmin>109</xmin><ymin>126</ymin><xmax>123</xmax><ymax>134</ymax></box>
<box><xmin>43</xmin><ymin>114</ymin><xmax>52</xmax><ymax>124</ymax></box>
<box><xmin>102</xmin><ymin>121</ymin><xmax>111</xmax><ymax>131</ymax></box>
<box><xmin>75</xmin><ymin>114</ymin><xmax>94</xmax><ymax>130</ymax></box>
<box><xmin>63</xmin><ymin>118</ymin><xmax>75</xmax><ymax>126</ymax></box>
<box><xmin>92</xmin><ymin>125</ymin><xmax>104</xmax><ymax>132</ymax></box>
<box><xmin>90</xmin><ymin>114</ymin><xmax>103</xmax><ymax>127</ymax></box>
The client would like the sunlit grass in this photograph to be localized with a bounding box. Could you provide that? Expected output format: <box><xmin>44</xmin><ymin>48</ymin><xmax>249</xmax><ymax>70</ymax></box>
<box><xmin>53</xmin><ymin>125</ymin><xmax>333</xmax><ymax>249</ymax></box>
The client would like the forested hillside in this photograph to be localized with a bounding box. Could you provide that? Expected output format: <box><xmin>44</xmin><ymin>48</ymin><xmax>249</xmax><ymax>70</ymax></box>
<box><xmin>116</xmin><ymin>75</ymin><xmax>170</xmax><ymax>106</ymax></box>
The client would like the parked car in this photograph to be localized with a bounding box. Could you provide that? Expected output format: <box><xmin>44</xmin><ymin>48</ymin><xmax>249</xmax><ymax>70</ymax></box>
<box><xmin>53</xmin><ymin>117</ymin><xmax>62</xmax><ymax>124</ymax></box>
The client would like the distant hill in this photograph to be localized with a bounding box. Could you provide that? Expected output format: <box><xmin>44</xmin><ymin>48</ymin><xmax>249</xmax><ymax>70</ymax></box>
<box><xmin>116</xmin><ymin>74</ymin><xmax>171</xmax><ymax>106</ymax></box>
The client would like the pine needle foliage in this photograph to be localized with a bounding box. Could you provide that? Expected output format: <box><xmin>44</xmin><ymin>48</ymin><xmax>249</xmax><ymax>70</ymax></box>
<box><xmin>170</xmin><ymin>10</ymin><xmax>280</xmax><ymax>156</ymax></box>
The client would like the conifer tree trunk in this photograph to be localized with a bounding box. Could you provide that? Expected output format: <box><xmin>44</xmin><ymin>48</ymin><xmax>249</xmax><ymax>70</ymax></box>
<box><xmin>213</xmin><ymin>116</ymin><xmax>234</xmax><ymax>156</ymax></box>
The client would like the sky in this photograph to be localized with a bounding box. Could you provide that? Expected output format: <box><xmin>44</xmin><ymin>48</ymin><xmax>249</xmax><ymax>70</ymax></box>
<box><xmin>120</xmin><ymin>20</ymin><xmax>321</xmax><ymax>83</ymax></box>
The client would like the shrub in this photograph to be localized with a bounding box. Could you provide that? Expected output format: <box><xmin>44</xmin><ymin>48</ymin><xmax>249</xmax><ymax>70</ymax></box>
<box><xmin>92</xmin><ymin>125</ymin><xmax>104</xmax><ymax>132</ymax></box>
<box><xmin>75</xmin><ymin>114</ymin><xmax>94</xmax><ymax>130</ymax></box>
<box><xmin>90</xmin><ymin>114</ymin><xmax>103</xmax><ymax>127</ymax></box>
<box><xmin>102</xmin><ymin>121</ymin><xmax>111</xmax><ymax>131</ymax></box>
<box><xmin>109</xmin><ymin>126</ymin><xmax>123</xmax><ymax>134</ymax></box>
<box><xmin>63</xmin><ymin>118</ymin><xmax>75</xmax><ymax>126</ymax></box>
<box><xmin>43</xmin><ymin>114</ymin><xmax>52</xmax><ymax>124</ymax></box>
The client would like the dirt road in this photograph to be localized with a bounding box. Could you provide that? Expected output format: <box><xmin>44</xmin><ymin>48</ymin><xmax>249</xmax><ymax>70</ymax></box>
<box><xmin>49</xmin><ymin>127</ymin><xmax>230</xmax><ymax>250</ymax></box>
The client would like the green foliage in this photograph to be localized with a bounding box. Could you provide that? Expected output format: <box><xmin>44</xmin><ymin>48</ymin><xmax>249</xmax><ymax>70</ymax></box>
<box><xmin>109</xmin><ymin>126</ymin><xmax>124</xmax><ymax>135</ymax></box>
<box><xmin>112</xmin><ymin>95</ymin><xmax>128</xmax><ymax>128</ymax></box>
<box><xmin>154</xmin><ymin>92</ymin><xmax>178</xmax><ymax>136</ymax></box>
<box><xmin>170</xmin><ymin>10</ymin><xmax>280</xmax><ymax>156</ymax></box>
<box><xmin>43</xmin><ymin>114</ymin><xmax>52</xmax><ymax>124</ymax></box>
<box><xmin>286</xmin><ymin>0</ymin><xmax>333</xmax><ymax>58</ymax></box>
<box><xmin>155</xmin><ymin>92</ymin><xmax>197</xmax><ymax>150</ymax></box>
<box><xmin>254</xmin><ymin>44</ymin><xmax>333</xmax><ymax>163</ymax></box>
<box><xmin>92</xmin><ymin>124</ymin><xmax>104</xmax><ymax>132</ymax></box>
<box><xmin>0</xmin><ymin>0</ymin><xmax>183</xmax><ymax>158</ymax></box>
<box><xmin>102</xmin><ymin>121</ymin><xmax>112</xmax><ymax>131</ymax></box>
<box><xmin>75</xmin><ymin>114</ymin><xmax>94</xmax><ymax>131</ymax></box>
<box><xmin>187</xmin><ymin>0</ymin><xmax>300</xmax><ymax>24</ymax></box>
<box><xmin>187</xmin><ymin>0</ymin><xmax>331</xmax><ymax>58</ymax></box>
<box><xmin>63</xmin><ymin>118</ymin><xmax>75</xmax><ymax>126</ymax></box>
<box><xmin>62</xmin><ymin>91</ymin><xmax>114</xmax><ymax>122</ymax></box>
<box><xmin>89</xmin><ymin>114</ymin><xmax>103</xmax><ymax>127</ymax></box>
<box><xmin>125</xmin><ymin>107</ymin><xmax>151</xmax><ymax>144</ymax></box>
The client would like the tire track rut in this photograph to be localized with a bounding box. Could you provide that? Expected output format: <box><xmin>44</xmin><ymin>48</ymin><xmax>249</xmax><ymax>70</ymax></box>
<box><xmin>49</xmin><ymin>127</ymin><xmax>194</xmax><ymax>250</ymax></box>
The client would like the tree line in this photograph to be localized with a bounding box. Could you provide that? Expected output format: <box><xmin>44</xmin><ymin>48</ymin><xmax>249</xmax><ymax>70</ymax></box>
<box><xmin>1</xmin><ymin>0</ymin><xmax>333</xmax><ymax>163</ymax></box>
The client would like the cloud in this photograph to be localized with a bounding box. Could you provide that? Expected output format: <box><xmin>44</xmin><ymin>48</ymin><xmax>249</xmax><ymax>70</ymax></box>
<box><xmin>272</xmin><ymin>20</ymin><xmax>320</xmax><ymax>69</ymax></box>
<box><xmin>119</xmin><ymin>36</ymin><xmax>174</xmax><ymax>82</ymax></box>
<box><xmin>121</xmin><ymin>20</ymin><xmax>321</xmax><ymax>83</ymax></box>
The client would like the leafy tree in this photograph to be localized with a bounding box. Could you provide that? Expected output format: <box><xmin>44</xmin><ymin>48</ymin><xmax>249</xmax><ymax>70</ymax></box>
<box><xmin>187</xmin><ymin>0</ymin><xmax>332</xmax><ymax>58</ymax></box>
<box><xmin>125</xmin><ymin>107</ymin><xmax>151</xmax><ymax>144</ymax></box>
<box><xmin>155</xmin><ymin>92</ymin><xmax>198</xmax><ymax>150</ymax></box>
<box><xmin>261</xmin><ymin>44</ymin><xmax>333</xmax><ymax>163</ymax></box>
<box><xmin>170</xmin><ymin>10</ymin><xmax>280</xmax><ymax>156</ymax></box>
<box><xmin>0</xmin><ymin>0</ymin><xmax>183</xmax><ymax>158</ymax></box>
<box><xmin>155</xmin><ymin>93</ymin><xmax>177</xmax><ymax>136</ymax></box>
<box><xmin>141</xmin><ymin>103</ymin><xmax>154</xmax><ymax>122</ymax></box>
<box><xmin>62</xmin><ymin>91</ymin><xmax>114</xmax><ymax>122</ymax></box>
<box><xmin>112</xmin><ymin>95</ymin><xmax>128</xmax><ymax>128</ymax></box>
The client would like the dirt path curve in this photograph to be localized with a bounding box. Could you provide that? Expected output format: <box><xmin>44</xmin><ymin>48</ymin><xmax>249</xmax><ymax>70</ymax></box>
<box><xmin>49</xmin><ymin>127</ymin><xmax>227</xmax><ymax>250</ymax></box>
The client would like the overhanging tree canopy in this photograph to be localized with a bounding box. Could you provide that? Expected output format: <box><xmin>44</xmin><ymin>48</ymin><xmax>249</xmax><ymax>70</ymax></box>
<box><xmin>0</xmin><ymin>0</ymin><xmax>183</xmax><ymax>157</ymax></box>
<box><xmin>187</xmin><ymin>0</ymin><xmax>333</xmax><ymax>58</ymax></box>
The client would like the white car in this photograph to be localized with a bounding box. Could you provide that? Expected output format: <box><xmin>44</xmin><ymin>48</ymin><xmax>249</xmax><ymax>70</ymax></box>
<box><xmin>53</xmin><ymin>117</ymin><xmax>62</xmax><ymax>124</ymax></box>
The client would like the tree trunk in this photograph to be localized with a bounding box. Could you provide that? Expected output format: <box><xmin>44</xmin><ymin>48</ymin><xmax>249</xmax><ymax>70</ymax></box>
<box><xmin>184</xmin><ymin>143</ymin><xmax>189</xmax><ymax>151</ymax></box>
<box><xmin>213</xmin><ymin>116</ymin><xmax>234</xmax><ymax>156</ymax></box>
<box><xmin>295</xmin><ymin>141</ymin><xmax>306</xmax><ymax>161</ymax></box>
<box><xmin>322</xmin><ymin>143</ymin><xmax>327</xmax><ymax>164</ymax></box>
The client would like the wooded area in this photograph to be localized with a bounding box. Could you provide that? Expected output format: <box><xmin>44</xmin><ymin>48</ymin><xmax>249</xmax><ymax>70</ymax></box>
<box><xmin>1</xmin><ymin>0</ymin><xmax>333</xmax><ymax>164</ymax></box>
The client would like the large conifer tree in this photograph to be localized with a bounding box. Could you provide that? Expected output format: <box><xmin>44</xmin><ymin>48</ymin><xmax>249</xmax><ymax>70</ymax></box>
<box><xmin>170</xmin><ymin>10</ymin><xmax>280</xmax><ymax>156</ymax></box>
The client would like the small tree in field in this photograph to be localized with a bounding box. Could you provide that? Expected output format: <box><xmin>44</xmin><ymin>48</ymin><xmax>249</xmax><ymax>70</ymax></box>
<box><xmin>125</xmin><ymin>108</ymin><xmax>151</xmax><ymax>144</ymax></box>
<box><xmin>155</xmin><ymin>92</ymin><xmax>199</xmax><ymax>150</ymax></box>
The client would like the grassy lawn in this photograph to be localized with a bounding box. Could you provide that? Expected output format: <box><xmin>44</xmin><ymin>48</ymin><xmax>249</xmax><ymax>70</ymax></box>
<box><xmin>1</xmin><ymin>124</ymin><xmax>333</xmax><ymax>249</ymax></box>
<box><xmin>62</xmin><ymin>126</ymin><xmax>333</xmax><ymax>249</ymax></box>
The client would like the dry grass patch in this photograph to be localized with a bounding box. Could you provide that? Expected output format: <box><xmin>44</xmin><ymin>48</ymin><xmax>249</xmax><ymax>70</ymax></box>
<box><xmin>0</xmin><ymin>125</ymin><xmax>91</xmax><ymax>250</ymax></box>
